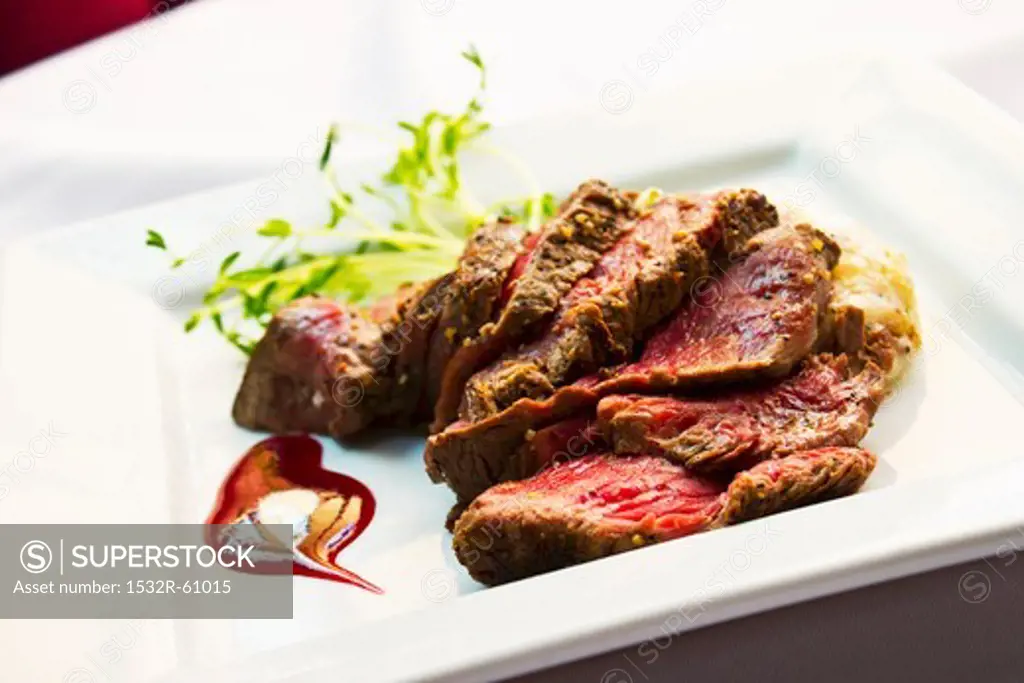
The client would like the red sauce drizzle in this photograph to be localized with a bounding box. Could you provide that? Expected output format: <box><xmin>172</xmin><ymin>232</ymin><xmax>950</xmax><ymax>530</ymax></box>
<box><xmin>206</xmin><ymin>435</ymin><xmax>381</xmax><ymax>594</ymax></box>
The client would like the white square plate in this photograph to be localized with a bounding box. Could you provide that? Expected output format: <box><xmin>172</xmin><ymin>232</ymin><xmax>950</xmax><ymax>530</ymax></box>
<box><xmin>3</xmin><ymin>56</ymin><xmax>1024</xmax><ymax>683</ymax></box>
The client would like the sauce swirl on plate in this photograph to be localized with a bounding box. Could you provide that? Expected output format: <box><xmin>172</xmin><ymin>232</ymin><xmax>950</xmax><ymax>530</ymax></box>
<box><xmin>207</xmin><ymin>435</ymin><xmax>381</xmax><ymax>594</ymax></box>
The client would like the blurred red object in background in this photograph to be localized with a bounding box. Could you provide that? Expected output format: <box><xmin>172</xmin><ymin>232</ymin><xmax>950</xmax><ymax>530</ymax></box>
<box><xmin>0</xmin><ymin>0</ymin><xmax>167</xmax><ymax>76</ymax></box>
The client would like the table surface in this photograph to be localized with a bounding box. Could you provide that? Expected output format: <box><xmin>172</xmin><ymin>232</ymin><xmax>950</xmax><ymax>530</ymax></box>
<box><xmin>2</xmin><ymin>1</ymin><xmax>1024</xmax><ymax>681</ymax></box>
<box><xmin>3</xmin><ymin>0</ymin><xmax>1024</xmax><ymax>241</ymax></box>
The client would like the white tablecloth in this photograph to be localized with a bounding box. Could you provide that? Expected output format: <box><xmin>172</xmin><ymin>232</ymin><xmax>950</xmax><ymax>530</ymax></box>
<box><xmin>1</xmin><ymin>0</ymin><xmax>1024</xmax><ymax>241</ymax></box>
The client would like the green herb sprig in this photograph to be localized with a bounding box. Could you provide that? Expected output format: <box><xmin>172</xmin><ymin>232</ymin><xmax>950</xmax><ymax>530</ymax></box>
<box><xmin>147</xmin><ymin>46</ymin><xmax>556</xmax><ymax>355</ymax></box>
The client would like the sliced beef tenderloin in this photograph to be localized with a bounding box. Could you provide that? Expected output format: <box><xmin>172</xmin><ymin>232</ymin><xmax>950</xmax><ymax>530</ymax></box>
<box><xmin>453</xmin><ymin>446</ymin><xmax>875</xmax><ymax>585</ymax></box>
<box><xmin>526</xmin><ymin>415</ymin><xmax>606</xmax><ymax>472</ymax></box>
<box><xmin>425</xmin><ymin>378</ymin><xmax>603</xmax><ymax>502</ymax></box>
<box><xmin>598</xmin><ymin>354</ymin><xmax>885</xmax><ymax>473</ymax></box>
<box><xmin>430</xmin><ymin>179</ymin><xmax>636</xmax><ymax>431</ymax></box>
<box><xmin>425</xmin><ymin>218</ymin><xmax>527</xmax><ymax>411</ymax></box>
<box><xmin>233</xmin><ymin>297</ymin><xmax>392</xmax><ymax>438</ymax></box>
<box><xmin>428</xmin><ymin>221</ymin><xmax>843</xmax><ymax>501</ymax></box>
<box><xmin>452</xmin><ymin>453</ymin><xmax>726</xmax><ymax>585</ymax></box>
<box><xmin>459</xmin><ymin>190</ymin><xmax>780</xmax><ymax>422</ymax></box>
<box><xmin>721</xmin><ymin>447</ymin><xmax>877</xmax><ymax>524</ymax></box>
<box><xmin>598</xmin><ymin>222</ymin><xmax>841</xmax><ymax>395</ymax></box>
<box><xmin>375</xmin><ymin>272</ymin><xmax>456</xmax><ymax>421</ymax></box>
<box><xmin>440</xmin><ymin>415</ymin><xmax>605</xmax><ymax>532</ymax></box>
<box><xmin>234</xmin><ymin>272</ymin><xmax>453</xmax><ymax>440</ymax></box>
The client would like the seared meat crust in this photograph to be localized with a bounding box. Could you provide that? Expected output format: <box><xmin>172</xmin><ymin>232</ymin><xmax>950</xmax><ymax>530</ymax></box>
<box><xmin>460</xmin><ymin>190</ymin><xmax>779</xmax><ymax>421</ymax></box>
<box><xmin>425</xmin><ymin>218</ymin><xmax>528</xmax><ymax>412</ymax></box>
<box><xmin>597</xmin><ymin>223</ymin><xmax>841</xmax><ymax>395</ymax></box>
<box><xmin>453</xmin><ymin>447</ymin><xmax>876</xmax><ymax>585</ymax></box>
<box><xmin>598</xmin><ymin>354</ymin><xmax>885</xmax><ymax>473</ymax></box>
<box><xmin>431</xmin><ymin>179</ymin><xmax>636</xmax><ymax>430</ymax></box>
<box><xmin>428</xmin><ymin>223</ymin><xmax>842</xmax><ymax>500</ymax></box>
<box><xmin>232</xmin><ymin>298</ymin><xmax>391</xmax><ymax>438</ymax></box>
